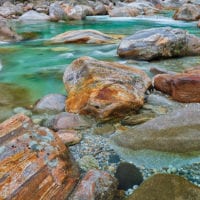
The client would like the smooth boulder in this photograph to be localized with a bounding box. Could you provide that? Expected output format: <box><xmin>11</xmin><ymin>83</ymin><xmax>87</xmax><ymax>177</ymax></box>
<box><xmin>127</xmin><ymin>174</ymin><xmax>200</xmax><ymax>200</ymax></box>
<box><xmin>63</xmin><ymin>56</ymin><xmax>151</xmax><ymax>120</ymax></box>
<box><xmin>153</xmin><ymin>66</ymin><xmax>200</xmax><ymax>103</ymax></box>
<box><xmin>117</xmin><ymin>27</ymin><xmax>200</xmax><ymax>60</ymax></box>
<box><xmin>19</xmin><ymin>10</ymin><xmax>50</xmax><ymax>21</ymax></box>
<box><xmin>0</xmin><ymin>114</ymin><xmax>79</xmax><ymax>199</ymax></box>
<box><xmin>49</xmin><ymin>29</ymin><xmax>115</xmax><ymax>44</ymax></box>
<box><xmin>173</xmin><ymin>3</ymin><xmax>200</xmax><ymax>21</ymax></box>
<box><xmin>112</xmin><ymin>104</ymin><xmax>200</xmax><ymax>153</ymax></box>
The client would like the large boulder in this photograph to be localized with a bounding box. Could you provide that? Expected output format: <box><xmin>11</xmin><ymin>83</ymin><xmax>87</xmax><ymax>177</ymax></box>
<box><xmin>49</xmin><ymin>29</ymin><xmax>115</xmax><ymax>44</ymax></box>
<box><xmin>19</xmin><ymin>10</ymin><xmax>50</xmax><ymax>21</ymax></box>
<box><xmin>0</xmin><ymin>20</ymin><xmax>22</xmax><ymax>42</ymax></box>
<box><xmin>70</xmin><ymin>169</ymin><xmax>118</xmax><ymax>200</ymax></box>
<box><xmin>112</xmin><ymin>104</ymin><xmax>200</xmax><ymax>153</ymax></box>
<box><xmin>0</xmin><ymin>114</ymin><xmax>79</xmax><ymax>199</ymax></box>
<box><xmin>153</xmin><ymin>66</ymin><xmax>200</xmax><ymax>103</ymax></box>
<box><xmin>127</xmin><ymin>174</ymin><xmax>200</xmax><ymax>200</ymax></box>
<box><xmin>117</xmin><ymin>27</ymin><xmax>200</xmax><ymax>60</ymax></box>
<box><xmin>49</xmin><ymin>2</ymin><xmax>68</xmax><ymax>21</ymax></box>
<box><xmin>63</xmin><ymin>56</ymin><xmax>151</xmax><ymax>120</ymax></box>
<box><xmin>108</xmin><ymin>1</ymin><xmax>157</xmax><ymax>17</ymax></box>
<box><xmin>173</xmin><ymin>3</ymin><xmax>200</xmax><ymax>21</ymax></box>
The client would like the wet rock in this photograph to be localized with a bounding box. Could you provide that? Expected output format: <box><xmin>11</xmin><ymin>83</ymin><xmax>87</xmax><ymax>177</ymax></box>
<box><xmin>115</xmin><ymin>162</ymin><xmax>143</xmax><ymax>190</ymax></box>
<box><xmin>0</xmin><ymin>20</ymin><xmax>22</xmax><ymax>42</ymax></box>
<box><xmin>19</xmin><ymin>10</ymin><xmax>50</xmax><ymax>21</ymax></box>
<box><xmin>49</xmin><ymin>2</ymin><xmax>68</xmax><ymax>21</ymax></box>
<box><xmin>70</xmin><ymin>169</ymin><xmax>118</xmax><ymax>200</ymax></box>
<box><xmin>0</xmin><ymin>114</ymin><xmax>79</xmax><ymax>199</ymax></box>
<box><xmin>0</xmin><ymin>1</ymin><xmax>23</xmax><ymax>18</ymax></box>
<box><xmin>63</xmin><ymin>56</ymin><xmax>151</xmax><ymax>120</ymax></box>
<box><xmin>90</xmin><ymin>1</ymin><xmax>107</xmax><ymax>15</ymax></box>
<box><xmin>56</xmin><ymin>129</ymin><xmax>82</xmax><ymax>145</ymax></box>
<box><xmin>153</xmin><ymin>67</ymin><xmax>200</xmax><ymax>103</ymax></box>
<box><xmin>117</xmin><ymin>27</ymin><xmax>200</xmax><ymax>60</ymax></box>
<box><xmin>127</xmin><ymin>174</ymin><xmax>200</xmax><ymax>200</ymax></box>
<box><xmin>13</xmin><ymin>107</ymin><xmax>32</xmax><ymax>117</ymax></box>
<box><xmin>34</xmin><ymin>93</ymin><xmax>66</xmax><ymax>114</ymax></box>
<box><xmin>78</xmin><ymin>155</ymin><xmax>100</xmax><ymax>171</ymax></box>
<box><xmin>173</xmin><ymin>3</ymin><xmax>200</xmax><ymax>21</ymax></box>
<box><xmin>109</xmin><ymin>1</ymin><xmax>157</xmax><ymax>17</ymax></box>
<box><xmin>49</xmin><ymin>29</ymin><xmax>114</xmax><ymax>44</ymax></box>
<box><xmin>112</xmin><ymin>104</ymin><xmax>200</xmax><ymax>153</ymax></box>
<box><xmin>93</xmin><ymin>123</ymin><xmax>115</xmax><ymax>135</ymax></box>
<box><xmin>52</xmin><ymin>112</ymin><xmax>91</xmax><ymax>130</ymax></box>
<box><xmin>150</xmin><ymin>66</ymin><xmax>177</xmax><ymax>75</ymax></box>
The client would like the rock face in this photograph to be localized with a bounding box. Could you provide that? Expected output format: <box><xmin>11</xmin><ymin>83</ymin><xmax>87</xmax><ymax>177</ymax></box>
<box><xmin>0</xmin><ymin>114</ymin><xmax>79</xmax><ymax>199</ymax></box>
<box><xmin>153</xmin><ymin>67</ymin><xmax>200</xmax><ymax>103</ymax></box>
<box><xmin>19</xmin><ymin>10</ymin><xmax>50</xmax><ymax>21</ymax></box>
<box><xmin>112</xmin><ymin>104</ymin><xmax>200</xmax><ymax>153</ymax></box>
<box><xmin>70</xmin><ymin>169</ymin><xmax>118</xmax><ymax>200</ymax></box>
<box><xmin>34</xmin><ymin>93</ymin><xmax>66</xmax><ymax>113</ymax></box>
<box><xmin>173</xmin><ymin>3</ymin><xmax>200</xmax><ymax>21</ymax></box>
<box><xmin>108</xmin><ymin>1</ymin><xmax>157</xmax><ymax>17</ymax></box>
<box><xmin>49</xmin><ymin>29</ymin><xmax>114</xmax><ymax>44</ymax></box>
<box><xmin>0</xmin><ymin>20</ymin><xmax>22</xmax><ymax>42</ymax></box>
<box><xmin>63</xmin><ymin>56</ymin><xmax>151</xmax><ymax>120</ymax></box>
<box><xmin>127</xmin><ymin>174</ymin><xmax>200</xmax><ymax>200</ymax></box>
<box><xmin>117</xmin><ymin>27</ymin><xmax>200</xmax><ymax>60</ymax></box>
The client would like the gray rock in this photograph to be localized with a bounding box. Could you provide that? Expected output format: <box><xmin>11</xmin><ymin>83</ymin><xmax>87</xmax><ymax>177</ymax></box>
<box><xmin>19</xmin><ymin>10</ymin><xmax>50</xmax><ymax>21</ymax></box>
<box><xmin>118</xmin><ymin>27</ymin><xmax>200</xmax><ymax>60</ymax></box>
<box><xmin>49</xmin><ymin>2</ymin><xmax>68</xmax><ymax>21</ymax></box>
<box><xmin>34</xmin><ymin>93</ymin><xmax>66</xmax><ymax>114</ymax></box>
<box><xmin>112</xmin><ymin>104</ymin><xmax>200</xmax><ymax>153</ymax></box>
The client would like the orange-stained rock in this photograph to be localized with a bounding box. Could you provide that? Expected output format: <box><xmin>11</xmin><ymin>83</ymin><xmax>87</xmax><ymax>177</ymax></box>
<box><xmin>63</xmin><ymin>56</ymin><xmax>151</xmax><ymax>120</ymax></box>
<box><xmin>70</xmin><ymin>169</ymin><xmax>118</xmax><ymax>200</ymax></box>
<box><xmin>0</xmin><ymin>114</ymin><xmax>79</xmax><ymax>200</ymax></box>
<box><xmin>153</xmin><ymin>67</ymin><xmax>200</xmax><ymax>103</ymax></box>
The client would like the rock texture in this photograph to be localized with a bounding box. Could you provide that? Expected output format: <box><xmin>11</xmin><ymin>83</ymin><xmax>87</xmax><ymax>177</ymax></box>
<box><xmin>19</xmin><ymin>10</ymin><xmax>50</xmax><ymax>21</ymax></box>
<box><xmin>127</xmin><ymin>174</ymin><xmax>200</xmax><ymax>200</ymax></box>
<box><xmin>70</xmin><ymin>169</ymin><xmax>118</xmax><ymax>200</ymax></box>
<box><xmin>112</xmin><ymin>104</ymin><xmax>200</xmax><ymax>153</ymax></box>
<box><xmin>0</xmin><ymin>114</ymin><xmax>79</xmax><ymax>199</ymax></box>
<box><xmin>173</xmin><ymin>3</ymin><xmax>200</xmax><ymax>21</ymax></box>
<box><xmin>0</xmin><ymin>20</ymin><xmax>21</xmax><ymax>42</ymax></box>
<box><xmin>34</xmin><ymin>93</ymin><xmax>66</xmax><ymax>113</ymax></box>
<box><xmin>153</xmin><ymin>66</ymin><xmax>200</xmax><ymax>103</ymax></box>
<box><xmin>63</xmin><ymin>56</ymin><xmax>151</xmax><ymax>120</ymax></box>
<box><xmin>117</xmin><ymin>27</ymin><xmax>200</xmax><ymax>60</ymax></box>
<box><xmin>49</xmin><ymin>29</ymin><xmax>115</xmax><ymax>44</ymax></box>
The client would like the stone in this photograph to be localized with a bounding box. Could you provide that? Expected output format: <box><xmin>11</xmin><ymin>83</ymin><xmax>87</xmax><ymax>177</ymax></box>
<box><xmin>0</xmin><ymin>20</ymin><xmax>22</xmax><ymax>42</ymax></box>
<box><xmin>49</xmin><ymin>2</ymin><xmax>68</xmax><ymax>21</ymax></box>
<box><xmin>117</xmin><ymin>27</ymin><xmax>200</xmax><ymax>60</ymax></box>
<box><xmin>198</xmin><ymin>20</ymin><xmax>200</xmax><ymax>28</ymax></box>
<box><xmin>0</xmin><ymin>1</ymin><xmax>23</xmax><ymax>18</ymax></box>
<box><xmin>70</xmin><ymin>169</ymin><xmax>118</xmax><ymax>200</ymax></box>
<box><xmin>78</xmin><ymin>155</ymin><xmax>100</xmax><ymax>171</ymax></box>
<box><xmin>93</xmin><ymin>123</ymin><xmax>115</xmax><ymax>135</ymax></box>
<box><xmin>63</xmin><ymin>56</ymin><xmax>151</xmax><ymax>120</ymax></box>
<box><xmin>150</xmin><ymin>66</ymin><xmax>177</xmax><ymax>75</ymax></box>
<box><xmin>173</xmin><ymin>3</ymin><xmax>200</xmax><ymax>21</ymax></box>
<box><xmin>112</xmin><ymin>104</ymin><xmax>200</xmax><ymax>153</ymax></box>
<box><xmin>115</xmin><ymin>162</ymin><xmax>143</xmax><ymax>190</ymax></box>
<box><xmin>127</xmin><ymin>174</ymin><xmax>200</xmax><ymax>200</ymax></box>
<box><xmin>153</xmin><ymin>67</ymin><xmax>200</xmax><ymax>103</ymax></box>
<box><xmin>52</xmin><ymin>112</ymin><xmax>91</xmax><ymax>130</ymax></box>
<box><xmin>0</xmin><ymin>114</ymin><xmax>79</xmax><ymax>199</ymax></box>
<box><xmin>13</xmin><ymin>107</ymin><xmax>32</xmax><ymax>117</ymax></box>
<box><xmin>49</xmin><ymin>29</ymin><xmax>114</xmax><ymax>44</ymax></box>
<box><xmin>90</xmin><ymin>1</ymin><xmax>107</xmax><ymax>15</ymax></box>
<box><xmin>108</xmin><ymin>1</ymin><xmax>157</xmax><ymax>17</ymax></box>
<box><xmin>19</xmin><ymin>10</ymin><xmax>50</xmax><ymax>21</ymax></box>
<box><xmin>56</xmin><ymin>129</ymin><xmax>82</xmax><ymax>145</ymax></box>
<box><xmin>34</xmin><ymin>93</ymin><xmax>66</xmax><ymax>114</ymax></box>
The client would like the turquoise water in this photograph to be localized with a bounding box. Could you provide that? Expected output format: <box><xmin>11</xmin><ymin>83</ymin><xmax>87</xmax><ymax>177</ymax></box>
<box><xmin>0</xmin><ymin>13</ymin><xmax>200</xmax><ymax>108</ymax></box>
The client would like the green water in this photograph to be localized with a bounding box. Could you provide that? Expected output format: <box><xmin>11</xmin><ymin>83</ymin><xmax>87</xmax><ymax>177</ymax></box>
<box><xmin>0</xmin><ymin>13</ymin><xmax>200</xmax><ymax>107</ymax></box>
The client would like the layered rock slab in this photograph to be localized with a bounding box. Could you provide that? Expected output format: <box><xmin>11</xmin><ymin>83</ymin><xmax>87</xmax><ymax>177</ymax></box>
<box><xmin>112</xmin><ymin>104</ymin><xmax>200</xmax><ymax>153</ymax></box>
<box><xmin>63</xmin><ymin>56</ymin><xmax>151</xmax><ymax>120</ymax></box>
<box><xmin>117</xmin><ymin>27</ymin><xmax>200</xmax><ymax>60</ymax></box>
<box><xmin>0</xmin><ymin>114</ymin><xmax>79</xmax><ymax>200</ymax></box>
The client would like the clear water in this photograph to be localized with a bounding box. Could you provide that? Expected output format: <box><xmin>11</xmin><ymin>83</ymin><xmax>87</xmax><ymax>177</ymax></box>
<box><xmin>0</xmin><ymin>13</ymin><xmax>200</xmax><ymax>106</ymax></box>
